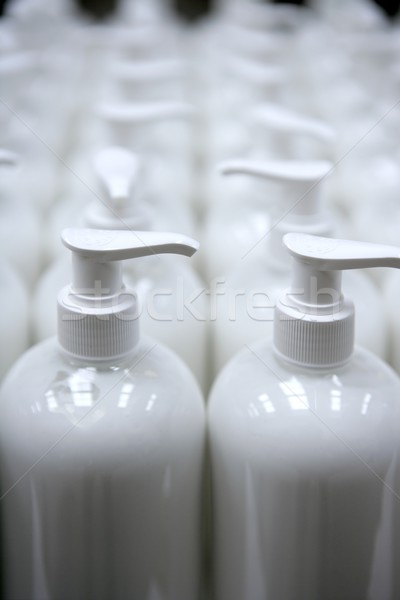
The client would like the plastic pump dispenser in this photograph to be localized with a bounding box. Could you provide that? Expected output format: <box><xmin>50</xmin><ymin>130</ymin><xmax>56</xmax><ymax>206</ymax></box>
<box><xmin>211</xmin><ymin>158</ymin><xmax>387</xmax><ymax>373</ymax></box>
<box><xmin>202</xmin><ymin>107</ymin><xmax>337</xmax><ymax>280</ymax></box>
<box><xmin>275</xmin><ymin>233</ymin><xmax>380</xmax><ymax>368</ymax></box>
<box><xmin>84</xmin><ymin>146</ymin><xmax>151</xmax><ymax>231</ymax></box>
<box><xmin>58</xmin><ymin>228</ymin><xmax>199</xmax><ymax>361</ymax></box>
<box><xmin>208</xmin><ymin>233</ymin><xmax>400</xmax><ymax>600</ymax></box>
<box><xmin>97</xmin><ymin>100</ymin><xmax>194</xmax><ymax>174</ymax></box>
<box><xmin>34</xmin><ymin>147</ymin><xmax>208</xmax><ymax>390</ymax></box>
<box><xmin>47</xmin><ymin>128</ymin><xmax>194</xmax><ymax>264</ymax></box>
<box><xmin>85</xmin><ymin>145</ymin><xmax>197</xmax><ymax>251</ymax></box>
<box><xmin>220</xmin><ymin>158</ymin><xmax>335</xmax><ymax>265</ymax></box>
<box><xmin>210</xmin><ymin>158</ymin><xmax>332</xmax><ymax>373</ymax></box>
<box><xmin>222</xmin><ymin>158</ymin><xmax>332</xmax><ymax>230</ymax></box>
<box><xmin>0</xmin><ymin>228</ymin><xmax>205</xmax><ymax>600</ymax></box>
<box><xmin>95</xmin><ymin>100</ymin><xmax>195</xmax><ymax>217</ymax></box>
<box><xmin>59</xmin><ymin>100</ymin><xmax>195</xmax><ymax>235</ymax></box>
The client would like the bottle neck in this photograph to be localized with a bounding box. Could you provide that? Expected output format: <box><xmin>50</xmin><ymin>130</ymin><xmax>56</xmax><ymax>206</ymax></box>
<box><xmin>272</xmin><ymin>343</ymin><xmax>351</xmax><ymax>375</ymax></box>
<box><xmin>273</xmin><ymin>292</ymin><xmax>355</xmax><ymax>369</ymax></box>
<box><xmin>57</xmin><ymin>342</ymin><xmax>138</xmax><ymax>370</ymax></box>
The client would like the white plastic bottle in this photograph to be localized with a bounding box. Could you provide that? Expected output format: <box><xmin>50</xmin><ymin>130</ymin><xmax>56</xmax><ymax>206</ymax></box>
<box><xmin>0</xmin><ymin>149</ymin><xmax>42</xmax><ymax>287</ymax></box>
<box><xmin>0</xmin><ymin>55</ymin><xmax>66</xmax><ymax>215</ymax></box>
<box><xmin>0</xmin><ymin>258</ymin><xmax>30</xmax><ymax>380</ymax></box>
<box><xmin>209</xmin><ymin>232</ymin><xmax>400</xmax><ymax>600</ymax></box>
<box><xmin>48</xmin><ymin>100</ymin><xmax>196</xmax><ymax>266</ymax></box>
<box><xmin>96</xmin><ymin>100</ymin><xmax>195</xmax><ymax>213</ymax></box>
<box><xmin>34</xmin><ymin>147</ymin><xmax>209</xmax><ymax>392</ymax></box>
<box><xmin>0</xmin><ymin>227</ymin><xmax>205</xmax><ymax>600</ymax></box>
<box><xmin>211</xmin><ymin>159</ymin><xmax>387</xmax><ymax>374</ymax></box>
<box><xmin>201</xmin><ymin>105</ymin><xmax>337</xmax><ymax>281</ymax></box>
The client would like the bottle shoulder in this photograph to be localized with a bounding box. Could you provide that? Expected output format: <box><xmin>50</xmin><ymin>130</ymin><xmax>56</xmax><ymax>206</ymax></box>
<box><xmin>209</xmin><ymin>343</ymin><xmax>400</xmax><ymax>471</ymax></box>
<box><xmin>209</xmin><ymin>341</ymin><xmax>400</xmax><ymax>418</ymax></box>
<box><xmin>0</xmin><ymin>337</ymin><xmax>205</xmax><ymax>429</ymax></box>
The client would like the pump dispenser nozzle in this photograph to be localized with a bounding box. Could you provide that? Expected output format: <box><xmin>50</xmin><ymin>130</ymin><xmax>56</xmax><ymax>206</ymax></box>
<box><xmin>58</xmin><ymin>228</ymin><xmax>199</xmax><ymax>361</ymax></box>
<box><xmin>85</xmin><ymin>146</ymin><xmax>152</xmax><ymax>232</ymax></box>
<box><xmin>92</xmin><ymin>146</ymin><xmax>139</xmax><ymax>210</ymax></box>
<box><xmin>274</xmin><ymin>233</ymin><xmax>400</xmax><ymax>369</ymax></box>
<box><xmin>84</xmin><ymin>145</ymin><xmax>162</xmax><ymax>236</ymax></box>
<box><xmin>219</xmin><ymin>158</ymin><xmax>333</xmax><ymax>265</ymax></box>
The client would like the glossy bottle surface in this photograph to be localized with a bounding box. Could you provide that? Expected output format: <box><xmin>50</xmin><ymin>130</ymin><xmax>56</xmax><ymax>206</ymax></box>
<box><xmin>0</xmin><ymin>337</ymin><xmax>205</xmax><ymax>600</ymax></box>
<box><xmin>201</xmin><ymin>192</ymin><xmax>270</xmax><ymax>282</ymax></box>
<box><xmin>208</xmin><ymin>342</ymin><xmax>400</xmax><ymax>600</ymax></box>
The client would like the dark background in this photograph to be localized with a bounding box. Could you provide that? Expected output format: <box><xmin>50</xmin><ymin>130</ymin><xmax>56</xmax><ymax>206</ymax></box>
<box><xmin>0</xmin><ymin>0</ymin><xmax>399</xmax><ymax>21</ymax></box>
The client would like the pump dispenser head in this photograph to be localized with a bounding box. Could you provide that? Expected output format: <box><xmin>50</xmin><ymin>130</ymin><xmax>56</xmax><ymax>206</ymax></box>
<box><xmin>219</xmin><ymin>159</ymin><xmax>333</xmax><ymax>266</ymax></box>
<box><xmin>274</xmin><ymin>233</ymin><xmax>400</xmax><ymax>368</ymax></box>
<box><xmin>93</xmin><ymin>146</ymin><xmax>139</xmax><ymax>209</ymax></box>
<box><xmin>85</xmin><ymin>146</ymin><xmax>150</xmax><ymax>230</ymax></box>
<box><xmin>58</xmin><ymin>228</ymin><xmax>199</xmax><ymax>361</ymax></box>
<box><xmin>220</xmin><ymin>159</ymin><xmax>332</xmax><ymax>219</ymax></box>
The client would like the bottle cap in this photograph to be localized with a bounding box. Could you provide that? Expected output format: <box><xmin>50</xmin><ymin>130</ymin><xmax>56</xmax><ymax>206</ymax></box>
<box><xmin>275</xmin><ymin>233</ymin><xmax>400</xmax><ymax>368</ymax></box>
<box><xmin>58</xmin><ymin>228</ymin><xmax>199</xmax><ymax>361</ymax></box>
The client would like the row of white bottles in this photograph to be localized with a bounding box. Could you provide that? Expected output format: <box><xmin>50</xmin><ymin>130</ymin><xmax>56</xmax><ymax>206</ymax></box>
<box><xmin>2</xmin><ymin>133</ymin><xmax>400</xmax><ymax>392</ymax></box>
<box><xmin>1</xmin><ymin>3</ymin><xmax>398</xmax><ymax>378</ymax></box>
<box><xmin>2</xmin><ymin>227</ymin><xmax>400</xmax><ymax>598</ymax></box>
